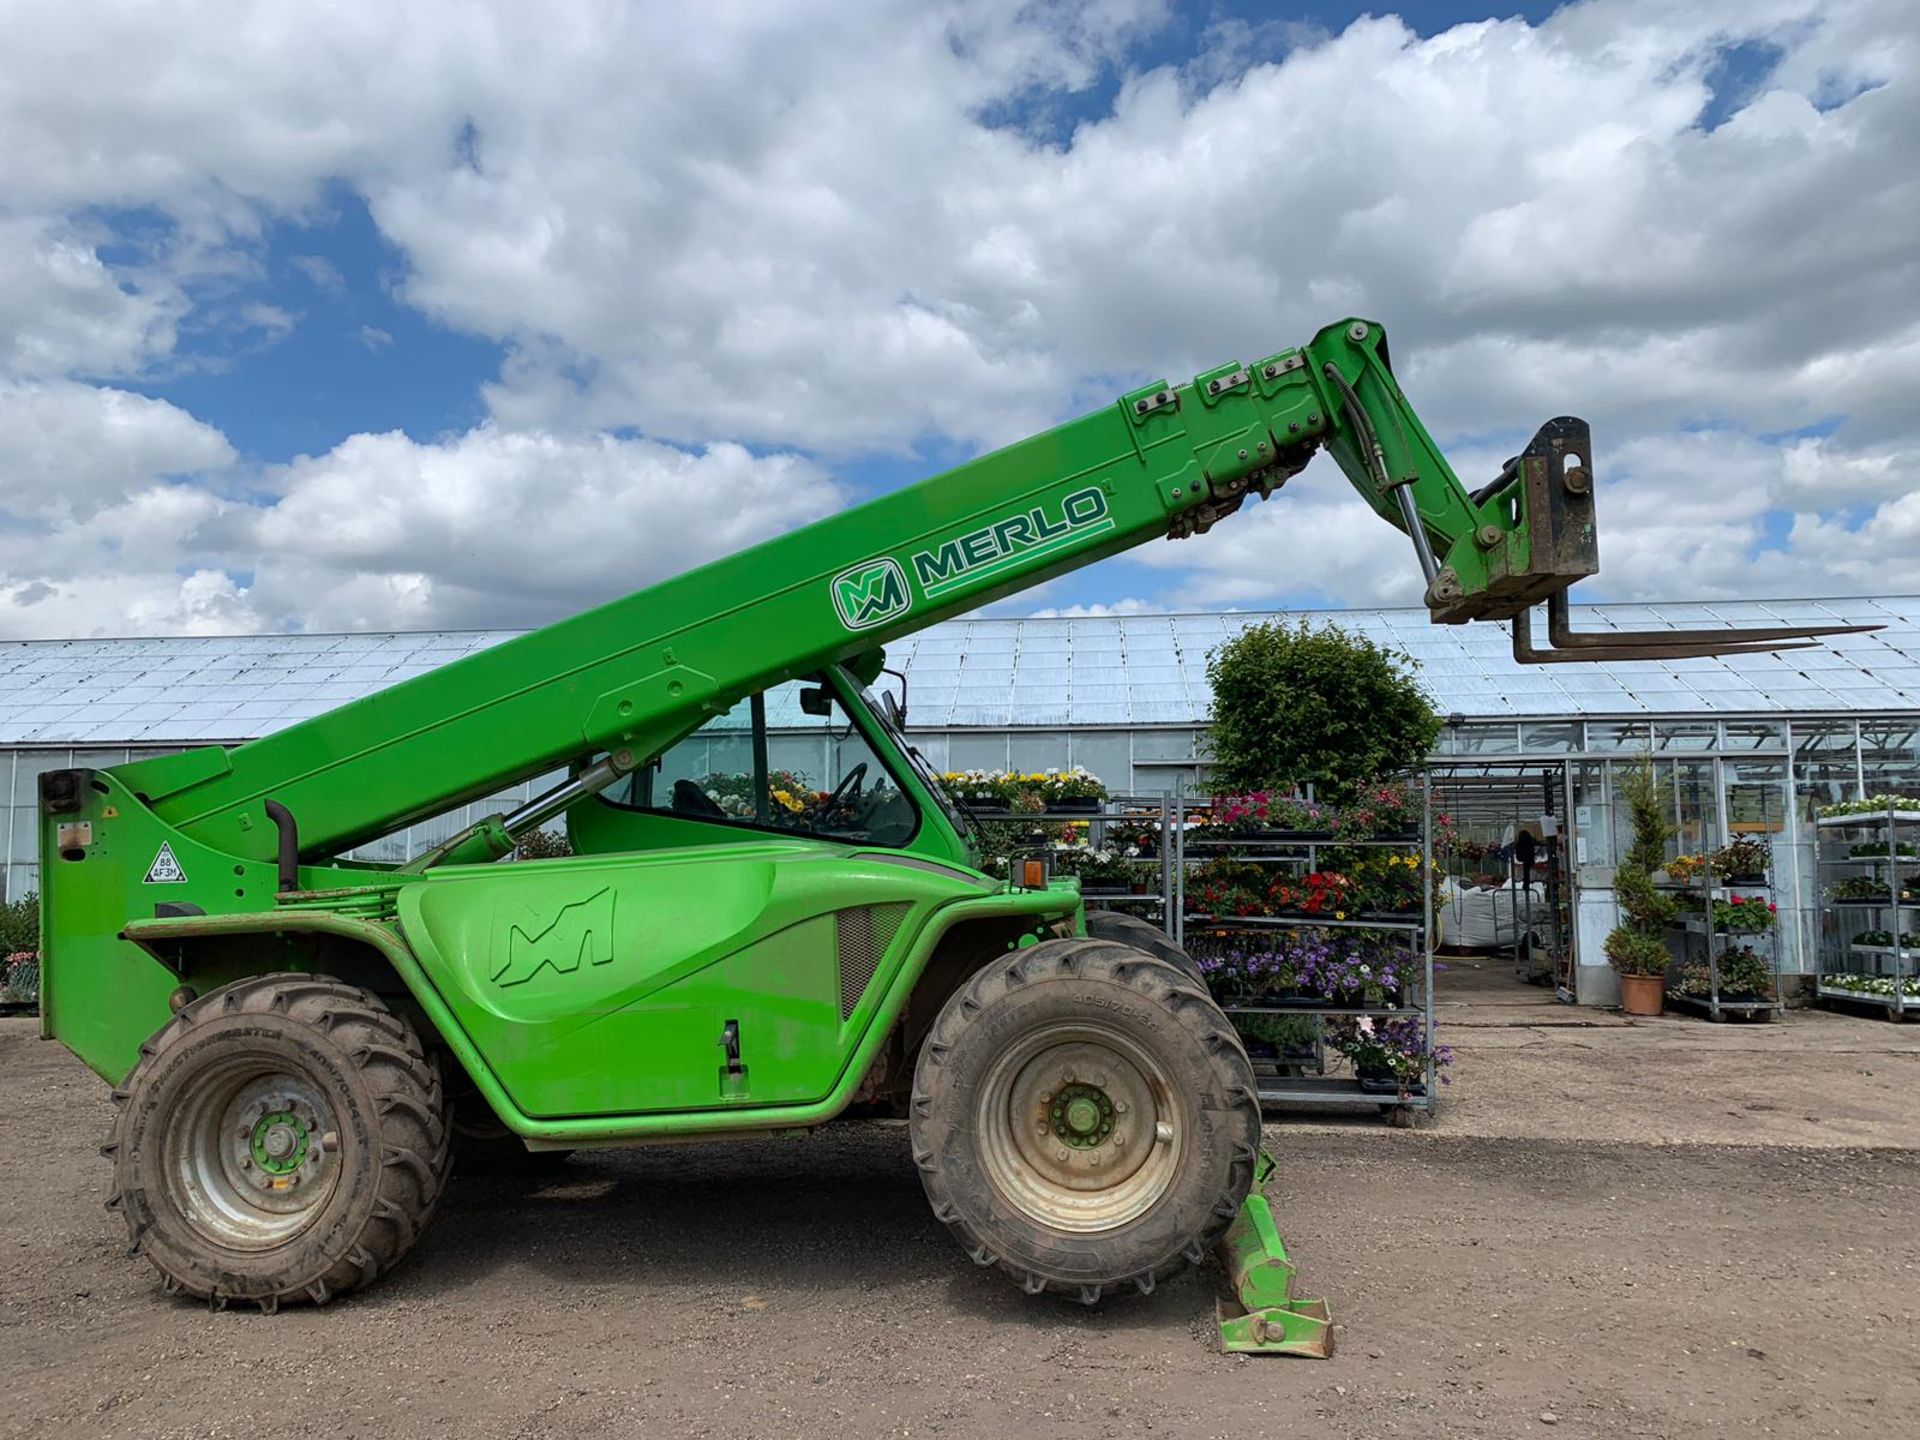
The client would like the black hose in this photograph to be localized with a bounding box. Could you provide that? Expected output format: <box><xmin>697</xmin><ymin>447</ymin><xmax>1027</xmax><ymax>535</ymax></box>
<box><xmin>262</xmin><ymin>799</ymin><xmax>300</xmax><ymax>893</ymax></box>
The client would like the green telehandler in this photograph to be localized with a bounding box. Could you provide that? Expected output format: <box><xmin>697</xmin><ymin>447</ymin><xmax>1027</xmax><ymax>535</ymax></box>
<box><xmin>37</xmin><ymin>318</ymin><xmax>1859</xmax><ymax>1335</ymax></box>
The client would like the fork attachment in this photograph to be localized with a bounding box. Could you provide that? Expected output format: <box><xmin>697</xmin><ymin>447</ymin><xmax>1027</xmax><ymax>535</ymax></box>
<box><xmin>1475</xmin><ymin>421</ymin><xmax>1881</xmax><ymax>664</ymax></box>
<box><xmin>1215</xmin><ymin>1153</ymin><xmax>1334</xmax><ymax>1358</ymax></box>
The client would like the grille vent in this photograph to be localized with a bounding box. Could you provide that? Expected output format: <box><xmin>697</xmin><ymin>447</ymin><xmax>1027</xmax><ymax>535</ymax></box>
<box><xmin>837</xmin><ymin>902</ymin><xmax>910</xmax><ymax>1019</ymax></box>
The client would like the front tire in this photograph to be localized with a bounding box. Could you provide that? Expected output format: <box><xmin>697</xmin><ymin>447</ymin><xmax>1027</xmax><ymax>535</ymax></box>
<box><xmin>104</xmin><ymin>973</ymin><xmax>450</xmax><ymax>1310</ymax></box>
<box><xmin>910</xmin><ymin>939</ymin><xmax>1260</xmax><ymax>1303</ymax></box>
<box><xmin>1082</xmin><ymin>910</ymin><xmax>1205</xmax><ymax>986</ymax></box>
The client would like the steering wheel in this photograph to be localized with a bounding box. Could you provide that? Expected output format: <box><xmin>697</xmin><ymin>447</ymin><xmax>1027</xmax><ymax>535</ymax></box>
<box><xmin>824</xmin><ymin>763</ymin><xmax>868</xmax><ymax>815</ymax></box>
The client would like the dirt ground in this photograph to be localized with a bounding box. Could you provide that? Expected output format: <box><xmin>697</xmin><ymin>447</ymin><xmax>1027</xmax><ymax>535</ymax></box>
<box><xmin>3</xmin><ymin>968</ymin><xmax>1918</xmax><ymax>1440</ymax></box>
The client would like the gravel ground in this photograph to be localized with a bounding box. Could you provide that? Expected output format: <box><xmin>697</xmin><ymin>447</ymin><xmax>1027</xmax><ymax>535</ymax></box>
<box><xmin>4</xmin><ymin>978</ymin><xmax>1918</xmax><ymax>1440</ymax></box>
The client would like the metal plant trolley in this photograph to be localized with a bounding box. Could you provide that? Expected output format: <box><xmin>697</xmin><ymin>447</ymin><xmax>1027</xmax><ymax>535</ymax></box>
<box><xmin>1816</xmin><ymin>801</ymin><xmax>1920</xmax><ymax>1020</ymax></box>
<box><xmin>1657</xmin><ymin>868</ymin><xmax>1782</xmax><ymax>1022</ymax></box>
<box><xmin>965</xmin><ymin>794</ymin><xmax>1180</xmax><ymax>927</ymax></box>
<box><xmin>1170</xmin><ymin>779</ymin><xmax>1437</xmax><ymax>1117</ymax></box>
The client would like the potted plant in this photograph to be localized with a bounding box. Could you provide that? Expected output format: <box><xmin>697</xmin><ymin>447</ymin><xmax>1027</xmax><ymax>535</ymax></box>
<box><xmin>1605</xmin><ymin>755</ymin><xmax>1676</xmax><ymax>1016</ymax></box>
<box><xmin>1713</xmin><ymin>894</ymin><xmax>1777</xmax><ymax>931</ymax></box>
<box><xmin>1662</xmin><ymin>853</ymin><xmax>1709</xmax><ymax>886</ymax></box>
<box><xmin>1326</xmin><ymin>1014</ymin><xmax>1453</xmax><ymax>1096</ymax></box>
<box><xmin>941</xmin><ymin>769</ymin><xmax>1011</xmax><ymax>813</ymax></box>
<box><xmin>1710</xmin><ymin>837</ymin><xmax>1771</xmax><ymax>885</ymax></box>
<box><xmin>1230</xmin><ymin>1012</ymin><xmax>1321</xmax><ymax>1073</ymax></box>
<box><xmin>1036</xmin><ymin>767</ymin><xmax>1109</xmax><ymax>814</ymax></box>
<box><xmin>1819</xmin><ymin>794</ymin><xmax>1920</xmax><ymax>822</ymax></box>
<box><xmin>1211</xmin><ymin>790</ymin><xmax>1335</xmax><ymax>839</ymax></box>
<box><xmin>1333</xmin><ymin>779</ymin><xmax>1423</xmax><ymax>841</ymax></box>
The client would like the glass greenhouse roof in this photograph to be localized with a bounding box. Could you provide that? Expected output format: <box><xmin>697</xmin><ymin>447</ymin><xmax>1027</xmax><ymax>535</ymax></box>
<box><xmin>0</xmin><ymin>595</ymin><xmax>1915</xmax><ymax>745</ymax></box>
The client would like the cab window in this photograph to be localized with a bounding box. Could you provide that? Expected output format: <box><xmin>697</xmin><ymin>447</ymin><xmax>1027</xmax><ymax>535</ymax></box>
<box><xmin>605</xmin><ymin>678</ymin><xmax>916</xmax><ymax>848</ymax></box>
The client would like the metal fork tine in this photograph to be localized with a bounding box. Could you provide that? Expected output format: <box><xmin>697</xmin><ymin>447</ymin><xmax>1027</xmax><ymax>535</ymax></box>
<box><xmin>1511</xmin><ymin>607</ymin><xmax>1822</xmax><ymax>665</ymax></box>
<box><xmin>1543</xmin><ymin>591</ymin><xmax>1878</xmax><ymax>650</ymax></box>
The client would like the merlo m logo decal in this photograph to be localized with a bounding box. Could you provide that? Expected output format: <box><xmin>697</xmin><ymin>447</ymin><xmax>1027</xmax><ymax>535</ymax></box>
<box><xmin>492</xmin><ymin>888</ymin><xmax>616</xmax><ymax>987</ymax></box>
<box><xmin>830</xmin><ymin>557</ymin><xmax>910</xmax><ymax>632</ymax></box>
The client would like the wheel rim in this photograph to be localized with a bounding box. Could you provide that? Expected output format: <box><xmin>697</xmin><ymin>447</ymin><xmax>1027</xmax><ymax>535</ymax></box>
<box><xmin>975</xmin><ymin>1022</ymin><xmax>1184</xmax><ymax>1234</ymax></box>
<box><xmin>163</xmin><ymin>1057</ymin><xmax>344</xmax><ymax>1250</ymax></box>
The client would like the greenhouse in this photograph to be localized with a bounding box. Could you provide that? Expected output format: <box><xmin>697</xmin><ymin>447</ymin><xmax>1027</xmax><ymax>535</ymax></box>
<box><xmin>0</xmin><ymin>593</ymin><xmax>1915</xmax><ymax>1006</ymax></box>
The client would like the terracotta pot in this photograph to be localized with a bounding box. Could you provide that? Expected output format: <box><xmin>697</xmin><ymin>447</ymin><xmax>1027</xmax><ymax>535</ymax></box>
<box><xmin>1618</xmin><ymin>972</ymin><xmax>1665</xmax><ymax>1016</ymax></box>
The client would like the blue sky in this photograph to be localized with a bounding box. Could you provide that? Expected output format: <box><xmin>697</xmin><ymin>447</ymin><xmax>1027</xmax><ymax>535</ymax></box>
<box><xmin>0</xmin><ymin>0</ymin><xmax>1911</xmax><ymax>636</ymax></box>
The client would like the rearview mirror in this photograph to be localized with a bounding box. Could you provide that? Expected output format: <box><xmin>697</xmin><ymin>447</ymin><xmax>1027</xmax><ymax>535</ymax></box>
<box><xmin>879</xmin><ymin>689</ymin><xmax>905</xmax><ymax>729</ymax></box>
<box><xmin>799</xmin><ymin>686</ymin><xmax>833</xmax><ymax>717</ymax></box>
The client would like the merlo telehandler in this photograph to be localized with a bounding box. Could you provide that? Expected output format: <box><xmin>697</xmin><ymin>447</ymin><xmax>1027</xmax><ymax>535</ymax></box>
<box><xmin>37</xmin><ymin>317</ymin><xmax>1858</xmax><ymax>1323</ymax></box>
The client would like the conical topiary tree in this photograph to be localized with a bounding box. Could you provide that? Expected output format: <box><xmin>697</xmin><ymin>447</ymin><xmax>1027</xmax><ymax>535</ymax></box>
<box><xmin>1604</xmin><ymin>756</ymin><xmax>1675</xmax><ymax>977</ymax></box>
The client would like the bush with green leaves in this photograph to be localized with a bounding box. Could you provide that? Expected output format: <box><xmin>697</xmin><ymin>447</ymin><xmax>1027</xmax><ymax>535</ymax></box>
<box><xmin>0</xmin><ymin>893</ymin><xmax>38</xmax><ymax>956</ymax></box>
<box><xmin>1203</xmin><ymin>619</ymin><xmax>1438</xmax><ymax>802</ymax></box>
<box><xmin>1604</xmin><ymin>757</ymin><xmax>1676</xmax><ymax>978</ymax></box>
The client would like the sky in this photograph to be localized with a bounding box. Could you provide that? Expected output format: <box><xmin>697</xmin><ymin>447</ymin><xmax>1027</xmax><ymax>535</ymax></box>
<box><xmin>0</xmin><ymin>0</ymin><xmax>1913</xmax><ymax>639</ymax></box>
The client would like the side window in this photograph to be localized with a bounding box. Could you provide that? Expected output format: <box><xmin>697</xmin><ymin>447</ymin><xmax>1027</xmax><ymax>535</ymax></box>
<box><xmin>613</xmin><ymin>679</ymin><xmax>916</xmax><ymax>847</ymax></box>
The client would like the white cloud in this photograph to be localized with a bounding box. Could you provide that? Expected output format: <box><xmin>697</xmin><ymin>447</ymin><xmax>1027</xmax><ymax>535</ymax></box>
<box><xmin>0</xmin><ymin>216</ymin><xmax>181</xmax><ymax>378</ymax></box>
<box><xmin>1030</xmin><ymin>597</ymin><xmax>1155</xmax><ymax>617</ymax></box>
<box><xmin>246</xmin><ymin>428</ymin><xmax>843</xmax><ymax>630</ymax></box>
<box><xmin>0</xmin><ymin>423</ymin><xmax>840</xmax><ymax>638</ymax></box>
<box><xmin>0</xmin><ymin>0</ymin><xmax>1915</xmax><ymax>636</ymax></box>
<box><xmin>0</xmin><ymin>379</ymin><xmax>233</xmax><ymax>516</ymax></box>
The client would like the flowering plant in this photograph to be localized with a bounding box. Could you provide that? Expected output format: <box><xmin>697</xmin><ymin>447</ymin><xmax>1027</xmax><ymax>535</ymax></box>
<box><xmin>1267</xmin><ymin>870</ymin><xmax>1355</xmax><ymax>917</ymax></box>
<box><xmin>1106</xmin><ymin>817</ymin><xmax>1163</xmax><ymax>854</ymax></box>
<box><xmin>1672</xmin><ymin>945</ymin><xmax>1771</xmax><ymax>999</ymax></box>
<box><xmin>1820</xmin><ymin>973</ymin><xmax>1920</xmax><ymax>999</ymax></box>
<box><xmin>1326</xmin><ymin>1014</ymin><xmax>1452</xmax><ymax>1089</ymax></box>
<box><xmin>1819</xmin><ymin>794</ymin><xmax>1920</xmax><ymax>819</ymax></box>
<box><xmin>1190</xmin><ymin>859</ymin><xmax>1271</xmax><ymax>917</ymax></box>
<box><xmin>1332</xmin><ymin>780</ymin><xmax>1422</xmax><ymax>840</ymax></box>
<box><xmin>937</xmin><ymin>767</ymin><xmax>1108</xmax><ymax>808</ymax></box>
<box><xmin>1055</xmin><ymin>847</ymin><xmax>1152</xmax><ymax>889</ymax></box>
<box><xmin>1713</xmin><ymin>894</ymin><xmax>1777</xmax><ymax>931</ymax></box>
<box><xmin>1709</xmin><ymin>837</ymin><xmax>1771</xmax><ymax>880</ymax></box>
<box><xmin>1663</xmin><ymin>854</ymin><xmax>1710</xmax><ymax>883</ymax></box>
<box><xmin>1342</xmin><ymin>852</ymin><xmax>1424</xmax><ymax>914</ymax></box>
<box><xmin>699</xmin><ymin>769</ymin><xmax>817</xmax><ymax>817</ymax></box>
<box><xmin>1192</xmin><ymin>932</ymin><xmax>1413</xmax><ymax>1004</ymax></box>
<box><xmin>1210</xmin><ymin>790</ymin><xmax>1332</xmax><ymax>834</ymax></box>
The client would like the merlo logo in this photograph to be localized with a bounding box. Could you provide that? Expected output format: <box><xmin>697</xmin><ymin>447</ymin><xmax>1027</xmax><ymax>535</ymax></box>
<box><xmin>492</xmin><ymin>888</ymin><xmax>616</xmax><ymax>987</ymax></box>
<box><xmin>830</xmin><ymin>557</ymin><xmax>910</xmax><ymax>631</ymax></box>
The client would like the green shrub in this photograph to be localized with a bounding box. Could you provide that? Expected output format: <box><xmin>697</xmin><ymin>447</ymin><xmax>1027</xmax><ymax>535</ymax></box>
<box><xmin>1204</xmin><ymin>619</ymin><xmax>1438</xmax><ymax>801</ymax></box>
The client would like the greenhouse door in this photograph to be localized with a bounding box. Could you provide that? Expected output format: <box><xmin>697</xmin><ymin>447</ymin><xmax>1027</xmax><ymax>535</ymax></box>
<box><xmin>1431</xmin><ymin>763</ymin><xmax>1578</xmax><ymax>1002</ymax></box>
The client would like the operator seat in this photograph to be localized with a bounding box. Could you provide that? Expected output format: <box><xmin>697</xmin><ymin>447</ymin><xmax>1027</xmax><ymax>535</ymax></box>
<box><xmin>671</xmin><ymin>779</ymin><xmax>727</xmax><ymax>819</ymax></box>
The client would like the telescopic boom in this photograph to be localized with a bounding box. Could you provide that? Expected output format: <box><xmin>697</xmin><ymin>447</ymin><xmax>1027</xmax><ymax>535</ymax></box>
<box><xmin>110</xmin><ymin>317</ymin><xmax>1868</xmax><ymax>866</ymax></box>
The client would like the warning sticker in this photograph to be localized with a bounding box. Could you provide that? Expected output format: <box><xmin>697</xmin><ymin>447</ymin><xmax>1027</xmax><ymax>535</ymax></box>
<box><xmin>144</xmin><ymin>843</ymin><xmax>188</xmax><ymax>884</ymax></box>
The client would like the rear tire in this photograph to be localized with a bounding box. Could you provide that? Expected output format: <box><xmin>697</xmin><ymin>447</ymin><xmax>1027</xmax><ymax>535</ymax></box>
<box><xmin>104</xmin><ymin>973</ymin><xmax>450</xmax><ymax>1310</ymax></box>
<box><xmin>910</xmin><ymin>938</ymin><xmax>1260</xmax><ymax>1304</ymax></box>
